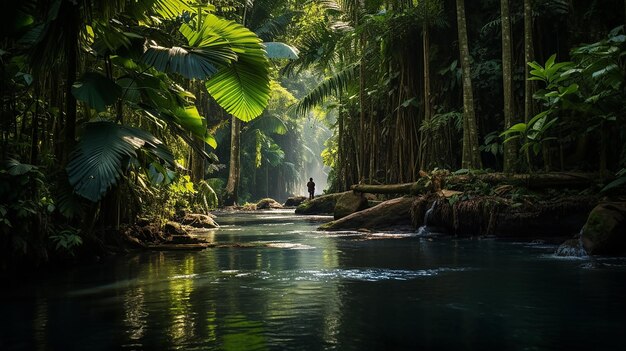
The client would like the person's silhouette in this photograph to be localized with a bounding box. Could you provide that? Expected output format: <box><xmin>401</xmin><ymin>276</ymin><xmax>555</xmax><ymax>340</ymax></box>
<box><xmin>306</xmin><ymin>178</ymin><xmax>315</xmax><ymax>200</ymax></box>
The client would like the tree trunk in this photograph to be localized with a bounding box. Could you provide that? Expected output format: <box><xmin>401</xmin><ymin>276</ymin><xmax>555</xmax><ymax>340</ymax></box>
<box><xmin>224</xmin><ymin>117</ymin><xmax>241</xmax><ymax>206</ymax></box>
<box><xmin>420</xmin><ymin>25</ymin><xmax>432</xmax><ymax>170</ymax></box>
<box><xmin>30</xmin><ymin>87</ymin><xmax>39</xmax><ymax>164</ymax></box>
<box><xmin>358</xmin><ymin>35</ymin><xmax>366</xmax><ymax>182</ymax></box>
<box><xmin>191</xmin><ymin>138</ymin><xmax>205</xmax><ymax>182</ymax></box>
<box><xmin>351</xmin><ymin>172</ymin><xmax>604</xmax><ymax>194</ymax></box>
<box><xmin>456</xmin><ymin>0</ymin><xmax>482</xmax><ymax>169</ymax></box>
<box><xmin>351</xmin><ymin>182</ymin><xmax>420</xmax><ymax>194</ymax></box>
<box><xmin>501</xmin><ymin>0</ymin><xmax>517</xmax><ymax>172</ymax></box>
<box><xmin>523</xmin><ymin>0</ymin><xmax>535</xmax><ymax>171</ymax></box>
<box><xmin>63</xmin><ymin>4</ymin><xmax>79</xmax><ymax>164</ymax></box>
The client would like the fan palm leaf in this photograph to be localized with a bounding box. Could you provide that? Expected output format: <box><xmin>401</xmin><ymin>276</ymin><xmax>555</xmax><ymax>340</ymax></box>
<box><xmin>71</xmin><ymin>72</ymin><xmax>122</xmax><ymax>112</ymax></box>
<box><xmin>201</xmin><ymin>14</ymin><xmax>270</xmax><ymax>121</ymax></box>
<box><xmin>67</xmin><ymin>121</ymin><xmax>174</xmax><ymax>202</ymax></box>
<box><xmin>143</xmin><ymin>14</ymin><xmax>270</xmax><ymax>121</ymax></box>
<box><xmin>246</xmin><ymin>114</ymin><xmax>288</xmax><ymax>135</ymax></box>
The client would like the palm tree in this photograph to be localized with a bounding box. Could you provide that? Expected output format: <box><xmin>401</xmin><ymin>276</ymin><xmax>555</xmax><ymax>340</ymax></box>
<box><xmin>223</xmin><ymin>0</ymin><xmax>297</xmax><ymax>205</ymax></box>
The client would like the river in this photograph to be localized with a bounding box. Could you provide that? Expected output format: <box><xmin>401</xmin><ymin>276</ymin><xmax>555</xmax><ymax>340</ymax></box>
<box><xmin>2</xmin><ymin>210</ymin><xmax>626</xmax><ymax>350</ymax></box>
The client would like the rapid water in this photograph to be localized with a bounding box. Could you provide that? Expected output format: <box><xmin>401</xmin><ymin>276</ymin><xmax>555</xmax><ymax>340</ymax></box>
<box><xmin>2</xmin><ymin>210</ymin><xmax>626</xmax><ymax>350</ymax></box>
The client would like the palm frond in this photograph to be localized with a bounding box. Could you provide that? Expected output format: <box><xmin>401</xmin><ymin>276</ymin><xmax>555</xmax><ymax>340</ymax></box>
<box><xmin>126</xmin><ymin>0</ymin><xmax>193</xmax><ymax>21</ymax></box>
<box><xmin>295</xmin><ymin>64</ymin><xmax>358</xmax><ymax>115</ymax></box>
<box><xmin>151</xmin><ymin>0</ymin><xmax>193</xmax><ymax>19</ymax></box>
<box><xmin>281</xmin><ymin>21</ymin><xmax>344</xmax><ymax>76</ymax></box>
<box><xmin>141</xmin><ymin>43</ymin><xmax>236</xmax><ymax>80</ymax></box>
<box><xmin>246</xmin><ymin>114</ymin><xmax>288</xmax><ymax>135</ymax></box>
<box><xmin>67</xmin><ymin>121</ymin><xmax>174</xmax><ymax>202</ymax></box>
<box><xmin>71</xmin><ymin>72</ymin><xmax>122</xmax><ymax>112</ymax></box>
<box><xmin>254</xmin><ymin>11</ymin><xmax>298</xmax><ymax>41</ymax></box>
<box><xmin>201</xmin><ymin>14</ymin><xmax>271</xmax><ymax>121</ymax></box>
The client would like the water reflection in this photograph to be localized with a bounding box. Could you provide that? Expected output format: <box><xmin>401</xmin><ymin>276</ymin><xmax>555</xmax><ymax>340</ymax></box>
<box><xmin>1</xmin><ymin>212</ymin><xmax>626</xmax><ymax>350</ymax></box>
<box><xmin>123</xmin><ymin>286</ymin><xmax>146</xmax><ymax>342</ymax></box>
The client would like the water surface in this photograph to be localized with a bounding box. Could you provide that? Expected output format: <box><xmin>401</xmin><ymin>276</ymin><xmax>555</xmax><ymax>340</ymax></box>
<box><xmin>2</xmin><ymin>210</ymin><xmax>626</xmax><ymax>350</ymax></box>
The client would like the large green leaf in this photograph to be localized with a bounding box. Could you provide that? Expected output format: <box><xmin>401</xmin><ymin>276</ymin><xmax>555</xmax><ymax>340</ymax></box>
<box><xmin>201</xmin><ymin>14</ymin><xmax>271</xmax><ymax>121</ymax></box>
<box><xmin>133</xmin><ymin>71</ymin><xmax>217</xmax><ymax>149</ymax></box>
<box><xmin>247</xmin><ymin>114</ymin><xmax>288</xmax><ymax>135</ymax></box>
<box><xmin>171</xmin><ymin>106</ymin><xmax>217</xmax><ymax>148</ymax></box>
<box><xmin>67</xmin><ymin>121</ymin><xmax>174</xmax><ymax>202</ymax></box>
<box><xmin>141</xmin><ymin>45</ymin><xmax>234</xmax><ymax>80</ymax></box>
<box><xmin>127</xmin><ymin>0</ymin><xmax>193</xmax><ymax>21</ymax></box>
<box><xmin>141</xmin><ymin>15</ymin><xmax>253</xmax><ymax>80</ymax></box>
<box><xmin>2</xmin><ymin>159</ymin><xmax>36</xmax><ymax>176</ymax></box>
<box><xmin>206</xmin><ymin>55</ymin><xmax>271</xmax><ymax>121</ymax></box>
<box><xmin>71</xmin><ymin>72</ymin><xmax>122</xmax><ymax>112</ymax></box>
<box><xmin>143</xmin><ymin>14</ymin><xmax>270</xmax><ymax>121</ymax></box>
<box><xmin>151</xmin><ymin>0</ymin><xmax>193</xmax><ymax>19</ymax></box>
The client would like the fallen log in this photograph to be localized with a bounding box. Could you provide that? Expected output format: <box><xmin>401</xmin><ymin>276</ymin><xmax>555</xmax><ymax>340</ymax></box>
<box><xmin>351</xmin><ymin>172</ymin><xmax>603</xmax><ymax>194</ymax></box>
<box><xmin>350</xmin><ymin>182</ymin><xmax>420</xmax><ymax>195</ymax></box>
<box><xmin>319</xmin><ymin>196</ymin><xmax>415</xmax><ymax>231</ymax></box>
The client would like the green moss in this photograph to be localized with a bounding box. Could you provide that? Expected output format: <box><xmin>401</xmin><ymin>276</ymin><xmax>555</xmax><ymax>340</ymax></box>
<box><xmin>294</xmin><ymin>193</ymin><xmax>343</xmax><ymax>215</ymax></box>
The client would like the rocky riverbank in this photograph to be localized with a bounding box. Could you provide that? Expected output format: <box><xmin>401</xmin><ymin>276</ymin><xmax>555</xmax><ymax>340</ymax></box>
<box><xmin>300</xmin><ymin>172</ymin><xmax>625</xmax><ymax>256</ymax></box>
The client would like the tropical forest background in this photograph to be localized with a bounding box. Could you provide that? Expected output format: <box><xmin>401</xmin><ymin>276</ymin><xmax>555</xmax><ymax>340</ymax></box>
<box><xmin>1</xmin><ymin>0</ymin><xmax>625</xmax><ymax>267</ymax></box>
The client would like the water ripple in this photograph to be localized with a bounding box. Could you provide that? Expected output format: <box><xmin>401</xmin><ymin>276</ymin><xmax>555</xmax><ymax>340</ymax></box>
<box><xmin>216</xmin><ymin>267</ymin><xmax>471</xmax><ymax>282</ymax></box>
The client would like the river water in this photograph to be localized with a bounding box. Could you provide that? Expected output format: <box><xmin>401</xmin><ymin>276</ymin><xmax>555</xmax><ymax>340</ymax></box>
<box><xmin>2</xmin><ymin>210</ymin><xmax>626</xmax><ymax>350</ymax></box>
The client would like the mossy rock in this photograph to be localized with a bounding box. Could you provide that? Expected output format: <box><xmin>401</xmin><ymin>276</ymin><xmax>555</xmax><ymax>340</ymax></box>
<box><xmin>582</xmin><ymin>202</ymin><xmax>626</xmax><ymax>255</ymax></box>
<box><xmin>284</xmin><ymin>196</ymin><xmax>307</xmax><ymax>207</ymax></box>
<box><xmin>295</xmin><ymin>192</ymin><xmax>345</xmax><ymax>215</ymax></box>
<box><xmin>163</xmin><ymin>221</ymin><xmax>188</xmax><ymax>236</ymax></box>
<box><xmin>181</xmin><ymin>214</ymin><xmax>219</xmax><ymax>228</ymax></box>
<box><xmin>334</xmin><ymin>191</ymin><xmax>369</xmax><ymax>219</ymax></box>
<box><xmin>256</xmin><ymin>198</ymin><xmax>283</xmax><ymax>209</ymax></box>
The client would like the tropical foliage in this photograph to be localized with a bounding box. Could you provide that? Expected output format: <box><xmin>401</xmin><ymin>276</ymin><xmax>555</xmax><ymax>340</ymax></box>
<box><xmin>1</xmin><ymin>0</ymin><xmax>625</xmax><ymax>268</ymax></box>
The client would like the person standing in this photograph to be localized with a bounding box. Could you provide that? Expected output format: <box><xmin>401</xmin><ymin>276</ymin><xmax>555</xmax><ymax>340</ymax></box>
<box><xmin>306</xmin><ymin>178</ymin><xmax>315</xmax><ymax>200</ymax></box>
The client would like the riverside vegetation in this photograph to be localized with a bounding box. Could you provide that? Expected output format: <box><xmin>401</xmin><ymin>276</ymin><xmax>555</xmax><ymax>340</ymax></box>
<box><xmin>1</xmin><ymin>0</ymin><xmax>626</xmax><ymax>272</ymax></box>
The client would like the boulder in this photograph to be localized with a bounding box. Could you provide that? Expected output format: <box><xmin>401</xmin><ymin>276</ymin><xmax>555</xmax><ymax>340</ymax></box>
<box><xmin>581</xmin><ymin>202</ymin><xmax>626</xmax><ymax>255</ymax></box>
<box><xmin>256</xmin><ymin>198</ymin><xmax>284</xmax><ymax>210</ymax></box>
<box><xmin>319</xmin><ymin>196</ymin><xmax>416</xmax><ymax>231</ymax></box>
<box><xmin>131</xmin><ymin>223</ymin><xmax>164</xmax><ymax>243</ymax></box>
<box><xmin>555</xmin><ymin>238</ymin><xmax>587</xmax><ymax>257</ymax></box>
<box><xmin>163</xmin><ymin>221</ymin><xmax>188</xmax><ymax>236</ymax></box>
<box><xmin>180</xmin><ymin>214</ymin><xmax>219</xmax><ymax>228</ymax></box>
<box><xmin>334</xmin><ymin>191</ymin><xmax>369</xmax><ymax>219</ymax></box>
<box><xmin>295</xmin><ymin>192</ymin><xmax>345</xmax><ymax>215</ymax></box>
<box><xmin>284</xmin><ymin>196</ymin><xmax>307</xmax><ymax>207</ymax></box>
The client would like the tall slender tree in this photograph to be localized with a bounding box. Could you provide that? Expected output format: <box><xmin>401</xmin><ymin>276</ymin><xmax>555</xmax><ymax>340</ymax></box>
<box><xmin>418</xmin><ymin>0</ymin><xmax>443</xmax><ymax>170</ymax></box>
<box><xmin>225</xmin><ymin>117</ymin><xmax>241</xmax><ymax>206</ymax></box>
<box><xmin>456</xmin><ymin>0</ymin><xmax>482</xmax><ymax>169</ymax></box>
<box><xmin>501</xmin><ymin>0</ymin><xmax>516</xmax><ymax>172</ymax></box>
<box><xmin>420</xmin><ymin>3</ymin><xmax>433</xmax><ymax>171</ymax></box>
<box><xmin>523</xmin><ymin>0</ymin><xmax>536</xmax><ymax>169</ymax></box>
